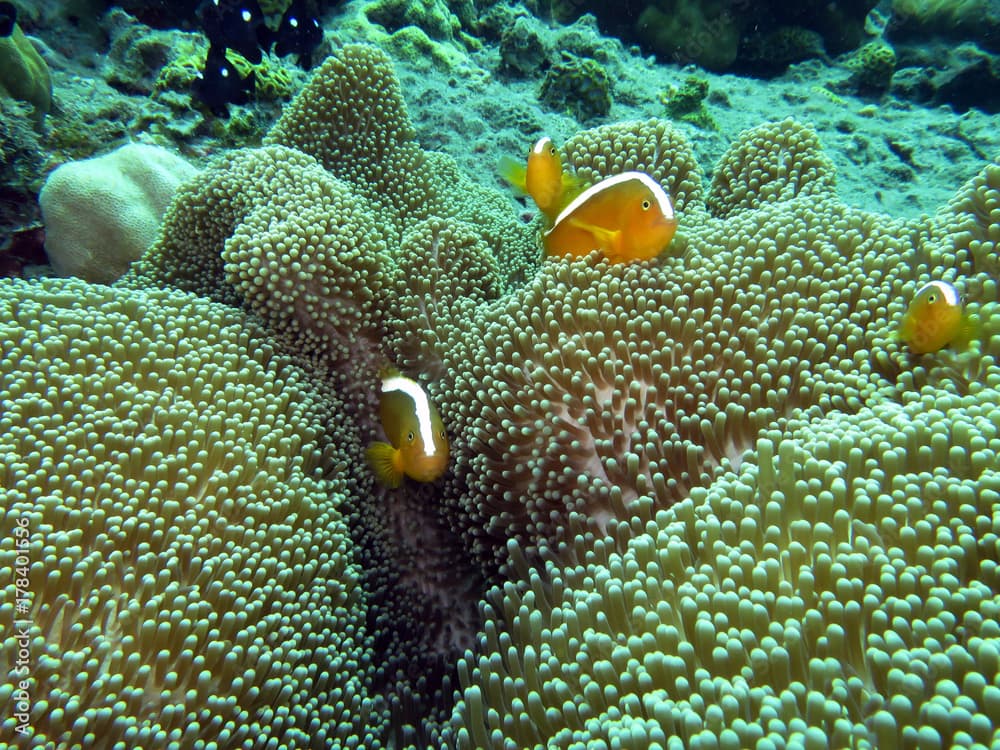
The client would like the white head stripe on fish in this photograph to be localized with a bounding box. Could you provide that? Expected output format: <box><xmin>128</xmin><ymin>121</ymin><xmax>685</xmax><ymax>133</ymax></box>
<box><xmin>551</xmin><ymin>171</ymin><xmax>674</xmax><ymax>227</ymax></box>
<box><xmin>532</xmin><ymin>137</ymin><xmax>553</xmax><ymax>155</ymax></box>
<box><xmin>918</xmin><ymin>280</ymin><xmax>959</xmax><ymax>306</ymax></box>
<box><xmin>382</xmin><ymin>374</ymin><xmax>437</xmax><ymax>456</ymax></box>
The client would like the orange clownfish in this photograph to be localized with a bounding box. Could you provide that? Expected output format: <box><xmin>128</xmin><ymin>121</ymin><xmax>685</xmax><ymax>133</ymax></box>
<box><xmin>897</xmin><ymin>280</ymin><xmax>976</xmax><ymax>354</ymax></box>
<box><xmin>366</xmin><ymin>369</ymin><xmax>449</xmax><ymax>488</ymax></box>
<box><xmin>499</xmin><ymin>137</ymin><xmax>579</xmax><ymax>221</ymax></box>
<box><xmin>543</xmin><ymin>171</ymin><xmax>678</xmax><ymax>264</ymax></box>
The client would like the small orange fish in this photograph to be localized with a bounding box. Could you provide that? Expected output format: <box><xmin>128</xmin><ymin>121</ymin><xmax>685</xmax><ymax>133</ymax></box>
<box><xmin>543</xmin><ymin>171</ymin><xmax>678</xmax><ymax>264</ymax></box>
<box><xmin>499</xmin><ymin>137</ymin><xmax>579</xmax><ymax>221</ymax></box>
<box><xmin>897</xmin><ymin>280</ymin><xmax>975</xmax><ymax>354</ymax></box>
<box><xmin>366</xmin><ymin>369</ymin><xmax>449</xmax><ymax>487</ymax></box>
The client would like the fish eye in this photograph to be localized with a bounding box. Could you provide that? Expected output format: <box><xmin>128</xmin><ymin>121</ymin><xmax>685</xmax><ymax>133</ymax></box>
<box><xmin>548</xmin><ymin>146</ymin><xmax>557</xmax><ymax>156</ymax></box>
<box><xmin>927</xmin><ymin>292</ymin><xmax>937</xmax><ymax>303</ymax></box>
<box><xmin>641</xmin><ymin>200</ymin><xmax>651</xmax><ymax>210</ymax></box>
<box><xmin>407</xmin><ymin>431</ymin><xmax>415</xmax><ymax>442</ymax></box>
<box><xmin>439</xmin><ymin>429</ymin><xmax>447</xmax><ymax>439</ymax></box>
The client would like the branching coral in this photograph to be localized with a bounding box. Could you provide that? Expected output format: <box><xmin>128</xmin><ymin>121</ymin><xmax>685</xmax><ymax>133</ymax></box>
<box><xmin>0</xmin><ymin>277</ymin><xmax>382</xmax><ymax>748</ymax></box>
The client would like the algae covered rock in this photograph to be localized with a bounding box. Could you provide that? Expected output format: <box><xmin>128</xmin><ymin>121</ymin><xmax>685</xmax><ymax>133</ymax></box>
<box><xmin>364</xmin><ymin>0</ymin><xmax>462</xmax><ymax>41</ymax></box>
<box><xmin>636</xmin><ymin>0</ymin><xmax>740</xmax><ymax>71</ymax></box>
<box><xmin>890</xmin><ymin>40</ymin><xmax>1000</xmax><ymax>113</ymax></box>
<box><xmin>555</xmin><ymin>0</ymin><xmax>877</xmax><ymax>72</ymax></box>
<box><xmin>499</xmin><ymin>15</ymin><xmax>548</xmax><ymax>76</ymax></box>
<box><xmin>848</xmin><ymin>40</ymin><xmax>897</xmax><ymax>94</ymax></box>
<box><xmin>539</xmin><ymin>52</ymin><xmax>612</xmax><ymax>120</ymax></box>
<box><xmin>739</xmin><ymin>26</ymin><xmax>828</xmax><ymax>76</ymax></box>
<box><xmin>889</xmin><ymin>0</ymin><xmax>1000</xmax><ymax>53</ymax></box>
<box><xmin>661</xmin><ymin>75</ymin><xmax>717</xmax><ymax>129</ymax></box>
<box><xmin>0</xmin><ymin>2</ymin><xmax>52</xmax><ymax>121</ymax></box>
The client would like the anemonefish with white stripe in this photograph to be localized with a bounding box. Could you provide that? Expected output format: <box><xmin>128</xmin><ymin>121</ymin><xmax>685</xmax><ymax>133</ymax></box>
<box><xmin>543</xmin><ymin>171</ymin><xmax>678</xmax><ymax>264</ymax></box>
<box><xmin>499</xmin><ymin>137</ymin><xmax>580</xmax><ymax>221</ymax></box>
<box><xmin>897</xmin><ymin>280</ymin><xmax>977</xmax><ymax>354</ymax></box>
<box><xmin>366</xmin><ymin>368</ymin><xmax>449</xmax><ymax>488</ymax></box>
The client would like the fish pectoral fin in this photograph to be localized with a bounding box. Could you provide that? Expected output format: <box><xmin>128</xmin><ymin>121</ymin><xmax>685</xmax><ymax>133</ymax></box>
<box><xmin>953</xmin><ymin>314</ymin><xmax>981</xmax><ymax>350</ymax></box>
<box><xmin>366</xmin><ymin>441</ymin><xmax>404</xmax><ymax>488</ymax></box>
<box><xmin>893</xmin><ymin>316</ymin><xmax>911</xmax><ymax>344</ymax></box>
<box><xmin>568</xmin><ymin>219</ymin><xmax>621</xmax><ymax>249</ymax></box>
<box><xmin>569</xmin><ymin>219</ymin><xmax>623</xmax><ymax>259</ymax></box>
<box><xmin>560</xmin><ymin>170</ymin><xmax>583</xmax><ymax>201</ymax></box>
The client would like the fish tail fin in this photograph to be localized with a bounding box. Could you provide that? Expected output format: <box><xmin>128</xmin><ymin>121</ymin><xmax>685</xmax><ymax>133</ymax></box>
<box><xmin>367</xmin><ymin>442</ymin><xmax>404</xmax><ymax>488</ymax></box>
<box><xmin>498</xmin><ymin>155</ymin><xmax>528</xmax><ymax>195</ymax></box>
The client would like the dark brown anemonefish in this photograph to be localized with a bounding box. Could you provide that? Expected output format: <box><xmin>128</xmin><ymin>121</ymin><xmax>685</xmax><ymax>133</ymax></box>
<box><xmin>499</xmin><ymin>137</ymin><xmax>580</xmax><ymax>221</ymax></box>
<box><xmin>542</xmin><ymin>171</ymin><xmax>678</xmax><ymax>264</ymax></box>
<box><xmin>897</xmin><ymin>280</ymin><xmax>976</xmax><ymax>354</ymax></box>
<box><xmin>366</xmin><ymin>369</ymin><xmax>449</xmax><ymax>488</ymax></box>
